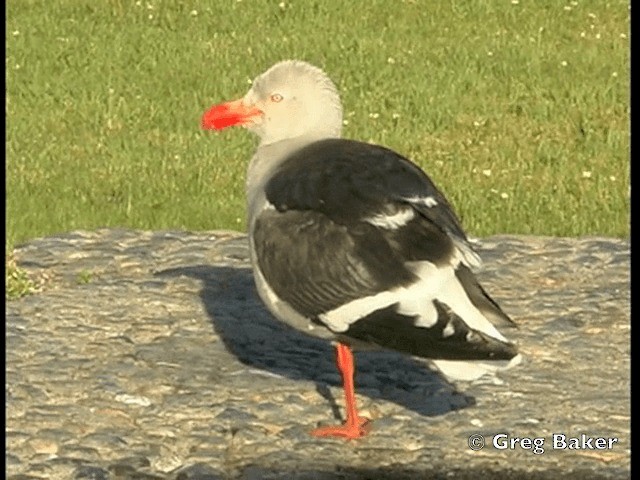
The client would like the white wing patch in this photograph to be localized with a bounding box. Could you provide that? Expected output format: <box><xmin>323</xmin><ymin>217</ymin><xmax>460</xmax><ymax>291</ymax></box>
<box><xmin>407</xmin><ymin>261</ymin><xmax>507</xmax><ymax>341</ymax></box>
<box><xmin>319</xmin><ymin>260</ymin><xmax>510</xmax><ymax>346</ymax></box>
<box><xmin>318</xmin><ymin>290</ymin><xmax>401</xmax><ymax>332</ymax></box>
<box><xmin>404</xmin><ymin>196</ymin><xmax>482</xmax><ymax>269</ymax></box>
<box><xmin>365</xmin><ymin>207</ymin><xmax>415</xmax><ymax>229</ymax></box>
<box><xmin>319</xmin><ymin>262</ymin><xmax>441</xmax><ymax>332</ymax></box>
<box><xmin>423</xmin><ymin>196</ymin><xmax>438</xmax><ymax>207</ymax></box>
<box><xmin>451</xmin><ymin>237</ymin><xmax>482</xmax><ymax>269</ymax></box>
<box><xmin>442</xmin><ymin>321</ymin><xmax>455</xmax><ymax>338</ymax></box>
<box><xmin>405</xmin><ymin>195</ymin><xmax>438</xmax><ymax>208</ymax></box>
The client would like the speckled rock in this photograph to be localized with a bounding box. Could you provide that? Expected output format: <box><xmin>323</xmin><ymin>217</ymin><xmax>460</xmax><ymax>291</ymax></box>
<box><xmin>7</xmin><ymin>229</ymin><xmax>630</xmax><ymax>479</ymax></box>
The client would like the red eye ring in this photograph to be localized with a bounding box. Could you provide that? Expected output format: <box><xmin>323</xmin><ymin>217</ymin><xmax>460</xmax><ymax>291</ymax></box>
<box><xmin>270</xmin><ymin>93</ymin><xmax>283</xmax><ymax>103</ymax></box>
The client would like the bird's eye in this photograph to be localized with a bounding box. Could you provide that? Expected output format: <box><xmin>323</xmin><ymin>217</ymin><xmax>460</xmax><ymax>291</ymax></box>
<box><xmin>270</xmin><ymin>93</ymin><xmax>283</xmax><ymax>103</ymax></box>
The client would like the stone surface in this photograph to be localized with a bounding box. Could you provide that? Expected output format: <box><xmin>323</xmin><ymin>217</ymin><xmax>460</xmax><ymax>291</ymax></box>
<box><xmin>6</xmin><ymin>229</ymin><xmax>630</xmax><ymax>479</ymax></box>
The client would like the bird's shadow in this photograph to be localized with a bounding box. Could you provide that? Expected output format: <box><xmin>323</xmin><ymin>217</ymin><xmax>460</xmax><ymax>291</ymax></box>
<box><xmin>157</xmin><ymin>265</ymin><xmax>474</xmax><ymax>418</ymax></box>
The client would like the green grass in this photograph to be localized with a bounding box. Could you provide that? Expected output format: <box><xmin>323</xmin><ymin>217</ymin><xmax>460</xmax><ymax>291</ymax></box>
<box><xmin>6</xmin><ymin>252</ymin><xmax>35</xmax><ymax>299</ymax></box>
<box><xmin>6</xmin><ymin>0</ymin><xmax>630</xmax><ymax>252</ymax></box>
<box><xmin>76</xmin><ymin>269</ymin><xmax>94</xmax><ymax>285</ymax></box>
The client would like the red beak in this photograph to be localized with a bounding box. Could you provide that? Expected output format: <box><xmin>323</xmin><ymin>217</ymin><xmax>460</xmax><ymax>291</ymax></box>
<box><xmin>201</xmin><ymin>98</ymin><xmax>263</xmax><ymax>130</ymax></box>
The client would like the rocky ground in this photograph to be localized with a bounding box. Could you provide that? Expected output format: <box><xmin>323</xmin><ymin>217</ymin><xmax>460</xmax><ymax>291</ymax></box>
<box><xmin>6</xmin><ymin>229</ymin><xmax>630</xmax><ymax>479</ymax></box>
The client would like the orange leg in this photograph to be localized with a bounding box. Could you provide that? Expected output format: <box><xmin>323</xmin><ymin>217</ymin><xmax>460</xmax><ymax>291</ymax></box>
<box><xmin>311</xmin><ymin>343</ymin><xmax>371</xmax><ymax>439</ymax></box>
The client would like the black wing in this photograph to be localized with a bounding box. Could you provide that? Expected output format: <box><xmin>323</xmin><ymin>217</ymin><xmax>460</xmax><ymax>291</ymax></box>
<box><xmin>264</xmin><ymin>138</ymin><xmax>470</xmax><ymax>243</ymax></box>
<box><xmin>254</xmin><ymin>138</ymin><xmax>475</xmax><ymax>319</ymax></box>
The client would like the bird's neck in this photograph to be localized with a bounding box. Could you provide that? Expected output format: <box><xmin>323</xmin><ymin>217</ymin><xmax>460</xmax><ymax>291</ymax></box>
<box><xmin>249</xmin><ymin>132</ymin><xmax>338</xmax><ymax>184</ymax></box>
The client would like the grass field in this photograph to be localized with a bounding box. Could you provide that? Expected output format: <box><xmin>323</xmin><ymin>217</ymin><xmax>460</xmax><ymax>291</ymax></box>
<box><xmin>6</xmin><ymin>0</ymin><xmax>630</xmax><ymax>252</ymax></box>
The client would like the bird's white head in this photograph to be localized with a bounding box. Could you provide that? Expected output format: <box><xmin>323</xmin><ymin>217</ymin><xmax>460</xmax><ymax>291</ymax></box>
<box><xmin>202</xmin><ymin>60</ymin><xmax>343</xmax><ymax>146</ymax></box>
